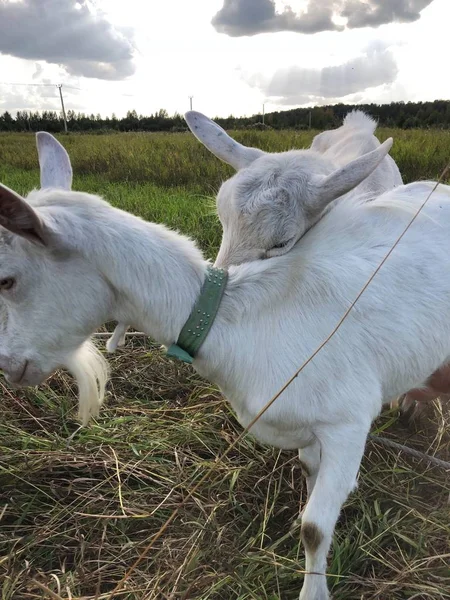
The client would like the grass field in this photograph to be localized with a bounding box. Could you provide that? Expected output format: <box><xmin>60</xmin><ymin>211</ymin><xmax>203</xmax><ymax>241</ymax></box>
<box><xmin>0</xmin><ymin>129</ymin><xmax>449</xmax><ymax>600</ymax></box>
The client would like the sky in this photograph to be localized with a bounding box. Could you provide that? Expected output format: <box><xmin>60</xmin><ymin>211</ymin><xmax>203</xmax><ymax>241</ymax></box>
<box><xmin>0</xmin><ymin>0</ymin><xmax>449</xmax><ymax>119</ymax></box>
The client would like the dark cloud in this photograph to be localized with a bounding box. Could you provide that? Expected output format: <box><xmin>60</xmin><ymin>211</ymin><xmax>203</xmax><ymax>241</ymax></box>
<box><xmin>248</xmin><ymin>43</ymin><xmax>398</xmax><ymax>105</ymax></box>
<box><xmin>342</xmin><ymin>0</ymin><xmax>433</xmax><ymax>28</ymax></box>
<box><xmin>212</xmin><ymin>0</ymin><xmax>434</xmax><ymax>37</ymax></box>
<box><xmin>0</xmin><ymin>0</ymin><xmax>135</xmax><ymax>80</ymax></box>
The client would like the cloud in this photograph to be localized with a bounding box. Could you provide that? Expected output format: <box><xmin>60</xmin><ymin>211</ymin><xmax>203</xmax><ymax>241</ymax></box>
<box><xmin>0</xmin><ymin>0</ymin><xmax>135</xmax><ymax>80</ymax></box>
<box><xmin>246</xmin><ymin>42</ymin><xmax>399</xmax><ymax>105</ymax></box>
<box><xmin>212</xmin><ymin>0</ymin><xmax>434</xmax><ymax>36</ymax></box>
<box><xmin>0</xmin><ymin>83</ymin><xmax>83</xmax><ymax>114</ymax></box>
<box><xmin>0</xmin><ymin>61</ymin><xmax>83</xmax><ymax>113</ymax></box>
<box><xmin>32</xmin><ymin>63</ymin><xmax>45</xmax><ymax>81</ymax></box>
<box><xmin>342</xmin><ymin>0</ymin><xmax>433</xmax><ymax>28</ymax></box>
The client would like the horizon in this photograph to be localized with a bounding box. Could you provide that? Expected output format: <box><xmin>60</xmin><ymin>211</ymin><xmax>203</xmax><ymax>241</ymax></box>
<box><xmin>2</xmin><ymin>97</ymin><xmax>450</xmax><ymax>124</ymax></box>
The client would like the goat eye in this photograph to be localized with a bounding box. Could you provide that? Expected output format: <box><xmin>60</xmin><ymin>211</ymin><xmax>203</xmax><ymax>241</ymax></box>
<box><xmin>0</xmin><ymin>278</ymin><xmax>15</xmax><ymax>291</ymax></box>
<box><xmin>269</xmin><ymin>240</ymin><xmax>290</xmax><ymax>251</ymax></box>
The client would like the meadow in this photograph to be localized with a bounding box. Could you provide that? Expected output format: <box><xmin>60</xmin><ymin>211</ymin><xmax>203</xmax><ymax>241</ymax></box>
<box><xmin>0</xmin><ymin>128</ymin><xmax>449</xmax><ymax>600</ymax></box>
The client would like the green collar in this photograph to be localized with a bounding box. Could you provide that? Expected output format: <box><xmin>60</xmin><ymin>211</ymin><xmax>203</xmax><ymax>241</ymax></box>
<box><xmin>166</xmin><ymin>266</ymin><xmax>228</xmax><ymax>364</ymax></box>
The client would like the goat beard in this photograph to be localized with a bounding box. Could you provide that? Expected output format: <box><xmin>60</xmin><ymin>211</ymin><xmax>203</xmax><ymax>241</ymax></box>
<box><xmin>65</xmin><ymin>340</ymin><xmax>109</xmax><ymax>426</ymax></box>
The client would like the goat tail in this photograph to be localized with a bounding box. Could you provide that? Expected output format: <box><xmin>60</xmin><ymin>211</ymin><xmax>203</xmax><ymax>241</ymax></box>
<box><xmin>66</xmin><ymin>339</ymin><xmax>109</xmax><ymax>426</ymax></box>
<box><xmin>343</xmin><ymin>109</ymin><xmax>377</xmax><ymax>134</ymax></box>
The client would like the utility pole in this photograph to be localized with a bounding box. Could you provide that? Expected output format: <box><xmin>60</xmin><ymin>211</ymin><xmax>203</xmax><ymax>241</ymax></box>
<box><xmin>262</xmin><ymin>103</ymin><xmax>265</xmax><ymax>125</ymax></box>
<box><xmin>57</xmin><ymin>84</ymin><xmax>68</xmax><ymax>133</ymax></box>
<box><xmin>188</xmin><ymin>96</ymin><xmax>193</xmax><ymax>111</ymax></box>
<box><xmin>308</xmin><ymin>110</ymin><xmax>312</xmax><ymax>130</ymax></box>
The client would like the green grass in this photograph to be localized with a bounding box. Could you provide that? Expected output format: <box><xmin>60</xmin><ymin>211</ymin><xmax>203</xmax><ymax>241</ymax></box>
<box><xmin>0</xmin><ymin>131</ymin><xmax>449</xmax><ymax>599</ymax></box>
<box><xmin>1</xmin><ymin>128</ymin><xmax>450</xmax><ymax>189</ymax></box>
<box><xmin>0</xmin><ymin>165</ymin><xmax>222</xmax><ymax>260</ymax></box>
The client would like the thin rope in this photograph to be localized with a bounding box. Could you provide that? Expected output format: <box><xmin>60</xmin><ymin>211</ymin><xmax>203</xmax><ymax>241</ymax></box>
<box><xmin>95</xmin><ymin>337</ymin><xmax>450</xmax><ymax>467</ymax></box>
<box><xmin>107</xmin><ymin>168</ymin><xmax>450</xmax><ymax>598</ymax></box>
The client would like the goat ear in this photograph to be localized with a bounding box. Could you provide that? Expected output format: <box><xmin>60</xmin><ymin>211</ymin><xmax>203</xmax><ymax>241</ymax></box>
<box><xmin>0</xmin><ymin>184</ymin><xmax>50</xmax><ymax>246</ymax></box>
<box><xmin>185</xmin><ymin>111</ymin><xmax>264</xmax><ymax>170</ymax></box>
<box><xmin>313</xmin><ymin>138</ymin><xmax>393</xmax><ymax>209</ymax></box>
<box><xmin>36</xmin><ymin>131</ymin><xmax>73</xmax><ymax>190</ymax></box>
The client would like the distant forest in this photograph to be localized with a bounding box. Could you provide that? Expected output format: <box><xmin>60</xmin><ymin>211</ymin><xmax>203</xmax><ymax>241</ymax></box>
<box><xmin>1</xmin><ymin>100</ymin><xmax>450</xmax><ymax>133</ymax></box>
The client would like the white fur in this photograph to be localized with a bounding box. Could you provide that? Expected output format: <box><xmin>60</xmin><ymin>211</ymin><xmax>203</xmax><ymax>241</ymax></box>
<box><xmin>184</xmin><ymin>110</ymin><xmax>403</xmax><ymax>269</ymax></box>
<box><xmin>36</xmin><ymin>131</ymin><xmax>73</xmax><ymax>191</ymax></box>
<box><xmin>185</xmin><ymin>110</ymin><xmax>264</xmax><ymax>170</ymax></box>
<box><xmin>35</xmin><ymin>131</ymin><xmax>127</xmax><ymax>352</ymax></box>
<box><xmin>311</xmin><ymin>110</ymin><xmax>402</xmax><ymax>197</ymax></box>
<box><xmin>106</xmin><ymin>322</ymin><xmax>128</xmax><ymax>352</ymax></box>
<box><xmin>1</xmin><ymin>176</ymin><xmax>450</xmax><ymax>599</ymax></box>
<box><xmin>66</xmin><ymin>340</ymin><xmax>109</xmax><ymax>425</ymax></box>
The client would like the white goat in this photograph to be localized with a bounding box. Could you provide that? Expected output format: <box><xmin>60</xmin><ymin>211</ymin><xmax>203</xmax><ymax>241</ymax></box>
<box><xmin>1</xmin><ymin>143</ymin><xmax>450</xmax><ymax>599</ymax></box>
<box><xmin>184</xmin><ymin>112</ymin><xmax>441</xmax><ymax>414</ymax></box>
<box><xmin>184</xmin><ymin>110</ymin><xmax>402</xmax><ymax>269</ymax></box>
<box><xmin>310</xmin><ymin>110</ymin><xmax>402</xmax><ymax>196</ymax></box>
<box><xmin>33</xmin><ymin>131</ymin><xmax>127</xmax><ymax>353</ymax></box>
<box><xmin>108</xmin><ymin>111</ymin><xmax>403</xmax><ymax>352</ymax></box>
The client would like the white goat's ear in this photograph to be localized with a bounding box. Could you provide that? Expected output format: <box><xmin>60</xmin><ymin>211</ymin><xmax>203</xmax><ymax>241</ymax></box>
<box><xmin>0</xmin><ymin>184</ymin><xmax>50</xmax><ymax>246</ymax></box>
<box><xmin>314</xmin><ymin>138</ymin><xmax>393</xmax><ymax>209</ymax></box>
<box><xmin>185</xmin><ymin>111</ymin><xmax>264</xmax><ymax>170</ymax></box>
<box><xmin>36</xmin><ymin>131</ymin><xmax>73</xmax><ymax>190</ymax></box>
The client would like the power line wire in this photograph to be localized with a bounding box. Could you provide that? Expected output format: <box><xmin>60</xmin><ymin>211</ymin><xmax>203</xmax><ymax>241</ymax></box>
<box><xmin>0</xmin><ymin>82</ymin><xmax>55</xmax><ymax>87</ymax></box>
<box><xmin>0</xmin><ymin>81</ymin><xmax>133</xmax><ymax>96</ymax></box>
<box><xmin>0</xmin><ymin>82</ymin><xmax>82</xmax><ymax>90</ymax></box>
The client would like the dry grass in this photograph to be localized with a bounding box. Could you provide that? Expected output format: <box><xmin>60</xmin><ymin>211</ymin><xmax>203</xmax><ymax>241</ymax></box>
<box><xmin>1</xmin><ymin>337</ymin><xmax>449</xmax><ymax>600</ymax></box>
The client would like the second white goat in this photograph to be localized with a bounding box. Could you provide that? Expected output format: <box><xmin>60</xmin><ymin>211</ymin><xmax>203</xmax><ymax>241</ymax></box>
<box><xmin>185</xmin><ymin>110</ymin><xmax>402</xmax><ymax>269</ymax></box>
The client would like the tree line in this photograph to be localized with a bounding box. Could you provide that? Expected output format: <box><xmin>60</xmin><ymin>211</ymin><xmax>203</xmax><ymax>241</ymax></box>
<box><xmin>1</xmin><ymin>100</ymin><xmax>450</xmax><ymax>133</ymax></box>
